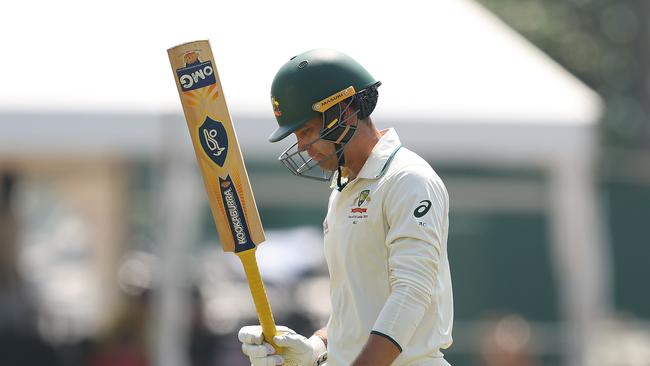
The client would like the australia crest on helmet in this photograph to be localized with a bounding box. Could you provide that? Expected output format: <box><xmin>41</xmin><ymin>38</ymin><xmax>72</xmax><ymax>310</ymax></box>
<box><xmin>271</xmin><ymin>96</ymin><xmax>282</xmax><ymax>117</ymax></box>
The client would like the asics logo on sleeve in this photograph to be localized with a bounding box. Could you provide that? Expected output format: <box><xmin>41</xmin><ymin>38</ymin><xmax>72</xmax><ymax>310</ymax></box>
<box><xmin>414</xmin><ymin>200</ymin><xmax>432</xmax><ymax>218</ymax></box>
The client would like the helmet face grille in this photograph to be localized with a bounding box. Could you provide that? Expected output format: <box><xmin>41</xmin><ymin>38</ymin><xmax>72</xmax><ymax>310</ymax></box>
<box><xmin>278</xmin><ymin>142</ymin><xmax>338</xmax><ymax>182</ymax></box>
<box><xmin>277</xmin><ymin>101</ymin><xmax>359</xmax><ymax>182</ymax></box>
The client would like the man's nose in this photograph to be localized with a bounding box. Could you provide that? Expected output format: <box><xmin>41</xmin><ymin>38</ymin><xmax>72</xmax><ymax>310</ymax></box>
<box><xmin>297</xmin><ymin>138</ymin><xmax>310</xmax><ymax>152</ymax></box>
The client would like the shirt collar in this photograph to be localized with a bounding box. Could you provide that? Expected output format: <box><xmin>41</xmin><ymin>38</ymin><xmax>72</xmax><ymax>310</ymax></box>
<box><xmin>330</xmin><ymin>128</ymin><xmax>402</xmax><ymax>189</ymax></box>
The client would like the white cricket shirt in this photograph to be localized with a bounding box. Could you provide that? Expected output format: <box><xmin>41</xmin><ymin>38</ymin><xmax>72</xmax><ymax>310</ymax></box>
<box><xmin>323</xmin><ymin>129</ymin><xmax>453</xmax><ymax>366</ymax></box>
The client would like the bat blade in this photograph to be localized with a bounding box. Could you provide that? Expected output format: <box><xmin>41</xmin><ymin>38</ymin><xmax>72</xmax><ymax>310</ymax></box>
<box><xmin>167</xmin><ymin>40</ymin><xmax>264</xmax><ymax>253</ymax></box>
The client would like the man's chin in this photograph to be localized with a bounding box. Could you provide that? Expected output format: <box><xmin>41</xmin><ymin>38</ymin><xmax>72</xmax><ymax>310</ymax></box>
<box><xmin>317</xmin><ymin>161</ymin><xmax>338</xmax><ymax>171</ymax></box>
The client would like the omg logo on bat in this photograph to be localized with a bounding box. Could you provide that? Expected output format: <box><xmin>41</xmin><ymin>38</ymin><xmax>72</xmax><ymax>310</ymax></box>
<box><xmin>199</xmin><ymin>117</ymin><xmax>228</xmax><ymax>167</ymax></box>
<box><xmin>176</xmin><ymin>51</ymin><xmax>216</xmax><ymax>91</ymax></box>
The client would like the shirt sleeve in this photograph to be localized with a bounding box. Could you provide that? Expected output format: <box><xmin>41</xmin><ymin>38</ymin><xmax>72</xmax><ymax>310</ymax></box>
<box><xmin>371</xmin><ymin>166</ymin><xmax>449</xmax><ymax>349</ymax></box>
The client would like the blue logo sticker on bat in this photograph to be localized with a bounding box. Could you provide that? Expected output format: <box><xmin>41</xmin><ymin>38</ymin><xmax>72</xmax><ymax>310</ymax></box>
<box><xmin>219</xmin><ymin>176</ymin><xmax>255</xmax><ymax>252</ymax></box>
<box><xmin>176</xmin><ymin>59</ymin><xmax>216</xmax><ymax>91</ymax></box>
<box><xmin>199</xmin><ymin>117</ymin><xmax>228</xmax><ymax>167</ymax></box>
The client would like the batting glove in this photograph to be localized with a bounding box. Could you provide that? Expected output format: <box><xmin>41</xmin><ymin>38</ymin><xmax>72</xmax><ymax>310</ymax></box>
<box><xmin>238</xmin><ymin>325</ymin><xmax>327</xmax><ymax>366</ymax></box>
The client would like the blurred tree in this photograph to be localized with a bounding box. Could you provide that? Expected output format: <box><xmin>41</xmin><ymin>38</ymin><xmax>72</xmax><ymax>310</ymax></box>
<box><xmin>477</xmin><ymin>0</ymin><xmax>649</xmax><ymax>149</ymax></box>
<box><xmin>477</xmin><ymin>0</ymin><xmax>650</xmax><ymax>319</ymax></box>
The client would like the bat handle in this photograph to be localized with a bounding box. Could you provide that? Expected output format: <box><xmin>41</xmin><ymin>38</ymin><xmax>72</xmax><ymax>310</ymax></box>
<box><xmin>236</xmin><ymin>248</ymin><xmax>283</xmax><ymax>353</ymax></box>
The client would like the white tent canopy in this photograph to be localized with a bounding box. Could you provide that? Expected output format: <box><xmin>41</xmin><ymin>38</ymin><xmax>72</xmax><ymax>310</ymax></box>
<box><xmin>0</xmin><ymin>0</ymin><xmax>602</xmax><ymax>164</ymax></box>
<box><xmin>0</xmin><ymin>0</ymin><xmax>599</xmax><ymax>123</ymax></box>
<box><xmin>0</xmin><ymin>0</ymin><xmax>602</xmax><ymax>166</ymax></box>
<box><xmin>0</xmin><ymin>1</ymin><xmax>607</xmax><ymax>366</ymax></box>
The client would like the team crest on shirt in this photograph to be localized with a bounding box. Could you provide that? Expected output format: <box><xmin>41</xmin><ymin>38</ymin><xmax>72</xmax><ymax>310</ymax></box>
<box><xmin>349</xmin><ymin>189</ymin><xmax>371</xmax><ymax>222</ymax></box>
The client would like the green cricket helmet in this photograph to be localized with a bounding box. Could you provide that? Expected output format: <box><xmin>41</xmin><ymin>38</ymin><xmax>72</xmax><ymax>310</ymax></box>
<box><xmin>269</xmin><ymin>49</ymin><xmax>380</xmax><ymax>143</ymax></box>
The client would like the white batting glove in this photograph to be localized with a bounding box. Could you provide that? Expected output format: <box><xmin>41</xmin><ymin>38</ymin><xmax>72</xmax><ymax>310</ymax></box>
<box><xmin>238</xmin><ymin>325</ymin><xmax>327</xmax><ymax>366</ymax></box>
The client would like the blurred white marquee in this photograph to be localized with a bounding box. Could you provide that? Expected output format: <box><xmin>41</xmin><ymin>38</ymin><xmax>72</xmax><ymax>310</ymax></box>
<box><xmin>0</xmin><ymin>0</ymin><xmax>599</xmax><ymax>123</ymax></box>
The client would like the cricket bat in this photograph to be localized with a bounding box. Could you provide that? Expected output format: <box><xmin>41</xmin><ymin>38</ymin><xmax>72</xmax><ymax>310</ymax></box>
<box><xmin>167</xmin><ymin>40</ymin><xmax>280</xmax><ymax>350</ymax></box>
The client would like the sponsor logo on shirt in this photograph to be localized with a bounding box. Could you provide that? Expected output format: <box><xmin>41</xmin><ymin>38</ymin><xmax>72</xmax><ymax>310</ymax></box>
<box><xmin>413</xmin><ymin>200</ymin><xmax>432</xmax><ymax>218</ymax></box>
<box><xmin>413</xmin><ymin>199</ymin><xmax>433</xmax><ymax>228</ymax></box>
<box><xmin>349</xmin><ymin>189</ymin><xmax>371</xmax><ymax>222</ymax></box>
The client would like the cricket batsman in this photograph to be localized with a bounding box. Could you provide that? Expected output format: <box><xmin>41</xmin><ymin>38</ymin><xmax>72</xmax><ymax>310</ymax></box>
<box><xmin>238</xmin><ymin>49</ymin><xmax>454</xmax><ymax>366</ymax></box>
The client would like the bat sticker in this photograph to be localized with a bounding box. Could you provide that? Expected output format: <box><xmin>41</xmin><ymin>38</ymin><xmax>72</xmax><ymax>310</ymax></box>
<box><xmin>219</xmin><ymin>176</ymin><xmax>255</xmax><ymax>252</ymax></box>
<box><xmin>199</xmin><ymin>117</ymin><xmax>229</xmax><ymax>167</ymax></box>
<box><xmin>176</xmin><ymin>52</ymin><xmax>216</xmax><ymax>91</ymax></box>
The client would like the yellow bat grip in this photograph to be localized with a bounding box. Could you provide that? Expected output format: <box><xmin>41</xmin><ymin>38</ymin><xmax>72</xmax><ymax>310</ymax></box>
<box><xmin>236</xmin><ymin>248</ymin><xmax>282</xmax><ymax>353</ymax></box>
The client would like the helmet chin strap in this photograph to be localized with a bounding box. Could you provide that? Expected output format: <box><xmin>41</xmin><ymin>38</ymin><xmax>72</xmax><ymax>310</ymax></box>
<box><xmin>335</xmin><ymin>144</ymin><xmax>347</xmax><ymax>191</ymax></box>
